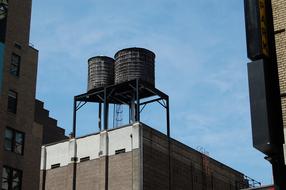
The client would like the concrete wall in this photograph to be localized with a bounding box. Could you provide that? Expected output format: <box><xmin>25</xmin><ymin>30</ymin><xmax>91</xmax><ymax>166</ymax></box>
<box><xmin>42</xmin><ymin>165</ymin><xmax>73</xmax><ymax>190</ymax></box>
<box><xmin>40</xmin><ymin>123</ymin><xmax>248</xmax><ymax>190</ymax></box>
<box><xmin>40</xmin><ymin>123</ymin><xmax>142</xmax><ymax>190</ymax></box>
<box><xmin>40</xmin><ymin>151</ymin><xmax>141</xmax><ymax>190</ymax></box>
<box><xmin>41</xmin><ymin>124</ymin><xmax>140</xmax><ymax>170</ymax></box>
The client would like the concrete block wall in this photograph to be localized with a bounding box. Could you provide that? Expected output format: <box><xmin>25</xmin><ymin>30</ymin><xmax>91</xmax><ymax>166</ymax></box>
<box><xmin>273</xmin><ymin>0</ymin><xmax>286</xmax><ymax>126</ymax></box>
<box><xmin>41</xmin><ymin>124</ymin><xmax>140</xmax><ymax>170</ymax></box>
<box><xmin>40</xmin><ymin>123</ymin><xmax>248</xmax><ymax>190</ymax></box>
<box><xmin>272</xmin><ymin>0</ymin><xmax>286</xmax><ymax>165</ymax></box>
<box><xmin>40</xmin><ymin>123</ymin><xmax>142</xmax><ymax>190</ymax></box>
<box><xmin>142</xmin><ymin>126</ymin><xmax>247</xmax><ymax>190</ymax></box>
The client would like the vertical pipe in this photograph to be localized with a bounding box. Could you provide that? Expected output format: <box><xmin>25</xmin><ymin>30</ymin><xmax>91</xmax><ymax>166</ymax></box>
<box><xmin>271</xmin><ymin>153</ymin><xmax>286</xmax><ymax>189</ymax></box>
<box><xmin>139</xmin><ymin>122</ymin><xmax>144</xmax><ymax>190</ymax></box>
<box><xmin>105</xmin><ymin>136</ymin><xmax>109</xmax><ymax>190</ymax></box>
<box><xmin>136</xmin><ymin>79</ymin><xmax>140</xmax><ymax>122</ymax></box>
<box><xmin>41</xmin><ymin>148</ymin><xmax>47</xmax><ymax>190</ymax></box>
<box><xmin>99</xmin><ymin>103</ymin><xmax>102</xmax><ymax>131</ymax></box>
<box><xmin>41</xmin><ymin>170</ymin><xmax>46</xmax><ymax>190</ymax></box>
<box><xmin>166</xmin><ymin>97</ymin><xmax>172</xmax><ymax>190</ymax></box>
<box><xmin>72</xmin><ymin>162</ymin><xmax>77</xmax><ymax>190</ymax></box>
<box><xmin>72</xmin><ymin>97</ymin><xmax>77</xmax><ymax>138</ymax></box>
<box><xmin>72</xmin><ymin>98</ymin><xmax>77</xmax><ymax>190</ymax></box>
<box><xmin>41</xmin><ymin>169</ymin><xmax>46</xmax><ymax>190</ymax></box>
<box><xmin>103</xmin><ymin>87</ymin><xmax>109</xmax><ymax>190</ymax></box>
<box><xmin>72</xmin><ymin>140</ymin><xmax>78</xmax><ymax>190</ymax></box>
<box><xmin>131</xmin><ymin>133</ymin><xmax>134</xmax><ymax>189</ymax></box>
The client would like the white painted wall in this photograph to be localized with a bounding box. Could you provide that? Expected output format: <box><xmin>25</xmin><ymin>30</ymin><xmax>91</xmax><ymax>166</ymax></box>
<box><xmin>45</xmin><ymin>141</ymin><xmax>70</xmax><ymax>169</ymax></box>
<box><xmin>108</xmin><ymin>125</ymin><xmax>133</xmax><ymax>155</ymax></box>
<box><xmin>41</xmin><ymin>123</ymin><xmax>141</xmax><ymax>170</ymax></box>
<box><xmin>77</xmin><ymin>134</ymin><xmax>100</xmax><ymax>160</ymax></box>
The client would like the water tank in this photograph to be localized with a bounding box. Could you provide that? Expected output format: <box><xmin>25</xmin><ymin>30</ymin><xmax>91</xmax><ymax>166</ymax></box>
<box><xmin>114</xmin><ymin>47</ymin><xmax>155</xmax><ymax>86</ymax></box>
<box><xmin>87</xmin><ymin>56</ymin><xmax>114</xmax><ymax>91</ymax></box>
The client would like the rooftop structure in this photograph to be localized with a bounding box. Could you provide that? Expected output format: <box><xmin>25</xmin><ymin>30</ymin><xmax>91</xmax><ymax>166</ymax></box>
<box><xmin>40</xmin><ymin>123</ymin><xmax>250</xmax><ymax>190</ymax></box>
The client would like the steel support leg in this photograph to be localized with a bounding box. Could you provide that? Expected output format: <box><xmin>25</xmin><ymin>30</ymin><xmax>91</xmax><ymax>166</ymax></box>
<box><xmin>136</xmin><ymin>79</ymin><xmax>140</xmax><ymax>122</ymax></box>
<box><xmin>99</xmin><ymin>103</ymin><xmax>102</xmax><ymax>131</ymax></box>
<box><xmin>72</xmin><ymin>97</ymin><xmax>77</xmax><ymax>138</ymax></box>
<box><xmin>104</xmin><ymin>88</ymin><xmax>109</xmax><ymax>130</ymax></box>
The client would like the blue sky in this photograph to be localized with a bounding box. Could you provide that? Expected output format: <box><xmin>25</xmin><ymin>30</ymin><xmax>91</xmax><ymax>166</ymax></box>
<box><xmin>30</xmin><ymin>0</ymin><xmax>272</xmax><ymax>185</ymax></box>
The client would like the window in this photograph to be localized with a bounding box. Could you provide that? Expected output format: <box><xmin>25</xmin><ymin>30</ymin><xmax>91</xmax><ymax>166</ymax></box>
<box><xmin>10</xmin><ymin>53</ymin><xmax>21</xmax><ymax>76</ymax></box>
<box><xmin>14</xmin><ymin>43</ymin><xmax>22</xmax><ymax>50</ymax></box>
<box><xmin>51</xmin><ymin>164</ymin><xmax>60</xmax><ymax>169</ymax></box>
<box><xmin>4</xmin><ymin>128</ymin><xmax>24</xmax><ymax>155</ymax></box>
<box><xmin>1</xmin><ymin>166</ymin><xmax>22</xmax><ymax>190</ymax></box>
<box><xmin>115</xmin><ymin>148</ymin><xmax>126</xmax><ymax>155</ymax></box>
<box><xmin>80</xmin><ymin>156</ymin><xmax>90</xmax><ymax>162</ymax></box>
<box><xmin>7</xmin><ymin>90</ymin><xmax>17</xmax><ymax>114</ymax></box>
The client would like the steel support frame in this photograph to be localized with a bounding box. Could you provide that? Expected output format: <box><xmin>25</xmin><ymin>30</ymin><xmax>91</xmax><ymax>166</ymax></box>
<box><xmin>72</xmin><ymin>79</ymin><xmax>170</xmax><ymax>137</ymax></box>
<box><xmin>71</xmin><ymin>79</ymin><xmax>171</xmax><ymax>190</ymax></box>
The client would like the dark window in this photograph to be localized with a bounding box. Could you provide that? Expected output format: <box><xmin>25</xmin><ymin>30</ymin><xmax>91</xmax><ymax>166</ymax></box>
<box><xmin>80</xmin><ymin>156</ymin><xmax>90</xmax><ymax>162</ymax></box>
<box><xmin>4</xmin><ymin>128</ymin><xmax>25</xmax><ymax>155</ymax></box>
<box><xmin>7</xmin><ymin>90</ymin><xmax>17</xmax><ymax>114</ymax></box>
<box><xmin>14</xmin><ymin>43</ymin><xmax>22</xmax><ymax>49</ymax></box>
<box><xmin>115</xmin><ymin>148</ymin><xmax>126</xmax><ymax>155</ymax></box>
<box><xmin>10</xmin><ymin>53</ymin><xmax>21</xmax><ymax>76</ymax></box>
<box><xmin>1</xmin><ymin>166</ymin><xmax>22</xmax><ymax>190</ymax></box>
<box><xmin>51</xmin><ymin>164</ymin><xmax>60</xmax><ymax>169</ymax></box>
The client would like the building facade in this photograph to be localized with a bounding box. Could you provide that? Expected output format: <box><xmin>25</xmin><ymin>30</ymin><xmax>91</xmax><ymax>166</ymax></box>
<box><xmin>34</xmin><ymin>99</ymin><xmax>67</xmax><ymax>145</ymax></box>
<box><xmin>0</xmin><ymin>0</ymin><xmax>267</xmax><ymax>189</ymax></box>
<box><xmin>40</xmin><ymin>123</ymin><xmax>249</xmax><ymax>190</ymax></box>
<box><xmin>0</xmin><ymin>0</ymin><xmax>43</xmax><ymax>190</ymax></box>
<box><xmin>0</xmin><ymin>1</ymin><xmax>67</xmax><ymax>189</ymax></box>
<box><xmin>272</xmin><ymin>0</ymin><xmax>286</xmax><ymax>163</ymax></box>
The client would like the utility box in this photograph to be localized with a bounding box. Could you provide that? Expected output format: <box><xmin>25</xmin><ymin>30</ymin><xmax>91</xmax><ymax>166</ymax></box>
<box><xmin>248</xmin><ymin>59</ymin><xmax>281</xmax><ymax>154</ymax></box>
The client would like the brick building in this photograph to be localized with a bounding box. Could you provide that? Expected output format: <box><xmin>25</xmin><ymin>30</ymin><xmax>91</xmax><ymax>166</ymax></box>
<box><xmin>0</xmin><ymin>0</ymin><xmax>265</xmax><ymax>190</ymax></box>
<box><xmin>272</xmin><ymin>0</ymin><xmax>286</xmax><ymax>161</ymax></box>
<box><xmin>40</xmin><ymin>123</ymin><xmax>250</xmax><ymax>190</ymax></box>
<box><xmin>0</xmin><ymin>1</ymin><xmax>66</xmax><ymax>190</ymax></box>
<box><xmin>0</xmin><ymin>0</ymin><xmax>42</xmax><ymax>189</ymax></box>
<box><xmin>34</xmin><ymin>100</ymin><xmax>67</xmax><ymax>145</ymax></box>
